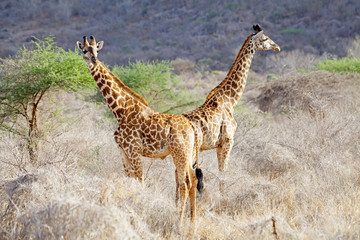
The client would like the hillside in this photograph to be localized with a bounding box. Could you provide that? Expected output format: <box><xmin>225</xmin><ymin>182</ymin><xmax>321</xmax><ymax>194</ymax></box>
<box><xmin>1</xmin><ymin>0</ymin><xmax>360</xmax><ymax>71</ymax></box>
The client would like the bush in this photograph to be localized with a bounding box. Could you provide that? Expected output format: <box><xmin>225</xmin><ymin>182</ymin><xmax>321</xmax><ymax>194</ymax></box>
<box><xmin>111</xmin><ymin>60</ymin><xmax>197</xmax><ymax>113</ymax></box>
<box><xmin>0</xmin><ymin>36</ymin><xmax>94</xmax><ymax>163</ymax></box>
<box><xmin>316</xmin><ymin>57</ymin><xmax>360</xmax><ymax>73</ymax></box>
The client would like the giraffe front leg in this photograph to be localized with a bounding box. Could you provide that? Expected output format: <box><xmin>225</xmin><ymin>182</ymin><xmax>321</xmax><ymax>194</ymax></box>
<box><xmin>125</xmin><ymin>153</ymin><xmax>143</xmax><ymax>181</ymax></box>
<box><xmin>115</xmin><ymin>144</ymin><xmax>133</xmax><ymax>178</ymax></box>
<box><xmin>217</xmin><ymin>136</ymin><xmax>234</xmax><ymax>194</ymax></box>
<box><xmin>119</xmin><ymin>150</ymin><xmax>143</xmax><ymax>181</ymax></box>
<box><xmin>217</xmin><ymin>136</ymin><xmax>234</xmax><ymax>172</ymax></box>
<box><xmin>217</xmin><ymin>118</ymin><xmax>237</xmax><ymax>172</ymax></box>
<box><xmin>114</xmin><ymin>130</ymin><xmax>143</xmax><ymax>181</ymax></box>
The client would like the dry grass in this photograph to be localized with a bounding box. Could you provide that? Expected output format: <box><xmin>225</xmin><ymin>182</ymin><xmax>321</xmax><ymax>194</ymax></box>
<box><xmin>1</xmin><ymin>68</ymin><xmax>360</xmax><ymax>239</ymax></box>
<box><xmin>245</xmin><ymin>70</ymin><xmax>360</xmax><ymax>118</ymax></box>
<box><xmin>262</xmin><ymin>50</ymin><xmax>330</xmax><ymax>75</ymax></box>
<box><xmin>348</xmin><ymin>35</ymin><xmax>360</xmax><ymax>58</ymax></box>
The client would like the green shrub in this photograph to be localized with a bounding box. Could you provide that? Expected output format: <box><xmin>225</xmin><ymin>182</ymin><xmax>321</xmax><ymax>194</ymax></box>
<box><xmin>316</xmin><ymin>58</ymin><xmax>360</xmax><ymax>73</ymax></box>
<box><xmin>112</xmin><ymin>60</ymin><xmax>172</xmax><ymax>93</ymax></box>
<box><xmin>111</xmin><ymin>60</ymin><xmax>198</xmax><ymax>113</ymax></box>
<box><xmin>0</xmin><ymin>36</ymin><xmax>93</xmax><ymax>163</ymax></box>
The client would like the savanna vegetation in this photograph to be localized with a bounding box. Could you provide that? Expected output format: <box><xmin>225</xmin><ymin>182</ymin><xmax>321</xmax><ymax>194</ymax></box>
<box><xmin>0</xmin><ymin>37</ymin><xmax>94</xmax><ymax>164</ymax></box>
<box><xmin>1</xmin><ymin>35</ymin><xmax>360</xmax><ymax>239</ymax></box>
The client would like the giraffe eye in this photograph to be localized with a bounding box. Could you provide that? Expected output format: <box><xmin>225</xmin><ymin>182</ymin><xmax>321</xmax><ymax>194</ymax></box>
<box><xmin>261</xmin><ymin>38</ymin><xmax>268</xmax><ymax>42</ymax></box>
<box><xmin>83</xmin><ymin>50</ymin><xmax>88</xmax><ymax>54</ymax></box>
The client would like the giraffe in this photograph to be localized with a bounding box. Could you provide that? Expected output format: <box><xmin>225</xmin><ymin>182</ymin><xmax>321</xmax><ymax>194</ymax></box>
<box><xmin>183</xmin><ymin>24</ymin><xmax>280</xmax><ymax>178</ymax></box>
<box><xmin>76</xmin><ymin>36</ymin><xmax>203</xmax><ymax>225</ymax></box>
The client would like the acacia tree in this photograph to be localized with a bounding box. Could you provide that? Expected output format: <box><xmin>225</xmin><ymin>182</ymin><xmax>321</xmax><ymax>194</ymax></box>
<box><xmin>0</xmin><ymin>36</ymin><xmax>94</xmax><ymax>164</ymax></box>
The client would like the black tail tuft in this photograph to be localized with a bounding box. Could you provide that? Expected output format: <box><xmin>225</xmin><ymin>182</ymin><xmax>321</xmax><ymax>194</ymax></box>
<box><xmin>192</xmin><ymin>161</ymin><xmax>197</xmax><ymax>169</ymax></box>
<box><xmin>195</xmin><ymin>168</ymin><xmax>204</xmax><ymax>193</ymax></box>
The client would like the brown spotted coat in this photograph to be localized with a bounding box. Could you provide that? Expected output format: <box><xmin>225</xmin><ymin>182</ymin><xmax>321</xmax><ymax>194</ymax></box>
<box><xmin>77</xmin><ymin>36</ymin><xmax>199</xmax><ymax>224</ymax></box>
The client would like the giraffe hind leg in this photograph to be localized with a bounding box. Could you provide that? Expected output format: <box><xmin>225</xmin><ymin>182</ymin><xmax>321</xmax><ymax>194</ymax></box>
<box><xmin>177</xmin><ymin>176</ymin><xmax>189</xmax><ymax>226</ymax></box>
<box><xmin>176</xmin><ymin>166</ymin><xmax>198</xmax><ymax>225</ymax></box>
<box><xmin>173</xmin><ymin>154</ymin><xmax>193</xmax><ymax>225</ymax></box>
<box><xmin>175</xmin><ymin>169</ymin><xmax>179</xmax><ymax>205</ymax></box>
<box><xmin>188</xmin><ymin>166</ymin><xmax>198</xmax><ymax>221</ymax></box>
<box><xmin>192</xmin><ymin>161</ymin><xmax>204</xmax><ymax>194</ymax></box>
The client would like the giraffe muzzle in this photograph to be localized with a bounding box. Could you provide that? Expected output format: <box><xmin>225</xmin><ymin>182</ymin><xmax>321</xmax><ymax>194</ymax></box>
<box><xmin>273</xmin><ymin>44</ymin><xmax>281</xmax><ymax>52</ymax></box>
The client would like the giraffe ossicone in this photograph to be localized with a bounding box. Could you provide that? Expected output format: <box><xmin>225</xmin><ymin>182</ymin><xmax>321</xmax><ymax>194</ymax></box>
<box><xmin>77</xmin><ymin>35</ymin><xmax>203</xmax><ymax>225</ymax></box>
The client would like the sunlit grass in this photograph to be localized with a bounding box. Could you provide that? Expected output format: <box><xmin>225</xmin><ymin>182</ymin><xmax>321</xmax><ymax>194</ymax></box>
<box><xmin>1</xmin><ymin>58</ymin><xmax>360</xmax><ymax>239</ymax></box>
<box><xmin>316</xmin><ymin>57</ymin><xmax>360</xmax><ymax>73</ymax></box>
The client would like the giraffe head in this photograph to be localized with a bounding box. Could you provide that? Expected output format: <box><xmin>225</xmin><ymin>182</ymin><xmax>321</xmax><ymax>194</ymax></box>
<box><xmin>251</xmin><ymin>24</ymin><xmax>280</xmax><ymax>52</ymax></box>
<box><xmin>76</xmin><ymin>36</ymin><xmax>104</xmax><ymax>66</ymax></box>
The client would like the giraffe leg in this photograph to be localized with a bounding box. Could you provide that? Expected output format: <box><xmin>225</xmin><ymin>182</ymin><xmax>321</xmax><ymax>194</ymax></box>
<box><xmin>217</xmin><ymin>136</ymin><xmax>234</xmax><ymax>193</ymax></box>
<box><xmin>119</xmin><ymin>150</ymin><xmax>143</xmax><ymax>181</ymax></box>
<box><xmin>217</xmin><ymin>119</ymin><xmax>237</xmax><ymax>172</ymax></box>
<box><xmin>129</xmin><ymin>156</ymin><xmax>143</xmax><ymax>181</ymax></box>
<box><xmin>115</xmin><ymin>144</ymin><xmax>133</xmax><ymax>178</ymax></box>
<box><xmin>114</xmin><ymin>130</ymin><xmax>143</xmax><ymax>181</ymax></box>
<box><xmin>175</xmin><ymin>164</ymin><xmax>199</xmax><ymax>225</ymax></box>
<box><xmin>175</xmin><ymin>169</ymin><xmax>179</xmax><ymax>204</ymax></box>
<box><xmin>217</xmin><ymin>136</ymin><xmax>234</xmax><ymax>172</ymax></box>
<box><xmin>188</xmin><ymin>166</ymin><xmax>198</xmax><ymax>222</ymax></box>
<box><xmin>120</xmin><ymin>148</ymin><xmax>143</xmax><ymax>181</ymax></box>
<box><xmin>172</xmin><ymin>154</ymin><xmax>191</xmax><ymax>226</ymax></box>
<box><xmin>170</xmin><ymin>124</ymin><xmax>196</xmax><ymax>225</ymax></box>
<box><xmin>177</xmin><ymin>174</ymin><xmax>189</xmax><ymax>226</ymax></box>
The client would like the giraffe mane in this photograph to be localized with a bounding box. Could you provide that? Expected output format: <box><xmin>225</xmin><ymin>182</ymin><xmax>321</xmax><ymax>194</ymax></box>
<box><xmin>100</xmin><ymin>63</ymin><xmax>149</xmax><ymax>107</ymax></box>
<box><xmin>204</xmin><ymin>35</ymin><xmax>252</xmax><ymax>102</ymax></box>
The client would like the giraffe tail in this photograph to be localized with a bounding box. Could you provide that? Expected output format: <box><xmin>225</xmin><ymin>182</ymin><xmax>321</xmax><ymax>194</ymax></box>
<box><xmin>190</xmin><ymin>122</ymin><xmax>204</xmax><ymax>194</ymax></box>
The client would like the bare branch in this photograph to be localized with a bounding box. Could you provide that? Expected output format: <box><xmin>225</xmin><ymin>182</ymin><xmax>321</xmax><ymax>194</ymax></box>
<box><xmin>20</xmin><ymin>102</ymin><xmax>30</xmax><ymax>123</ymax></box>
<box><xmin>163</xmin><ymin>100</ymin><xmax>201</xmax><ymax>113</ymax></box>
<box><xmin>0</xmin><ymin>102</ymin><xmax>26</xmax><ymax>118</ymax></box>
<box><xmin>35</xmin><ymin>87</ymin><xmax>50</xmax><ymax>107</ymax></box>
<box><xmin>272</xmin><ymin>217</ymin><xmax>279</xmax><ymax>240</ymax></box>
<box><xmin>0</xmin><ymin>122</ymin><xmax>26</xmax><ymax>137</ymax></box>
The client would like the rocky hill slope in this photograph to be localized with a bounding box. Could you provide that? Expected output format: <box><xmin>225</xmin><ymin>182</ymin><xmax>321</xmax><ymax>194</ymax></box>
<box><xmin>1</xmin><ymin>0</ymin><xmax>359</xmax><ymax>71</ymax></box>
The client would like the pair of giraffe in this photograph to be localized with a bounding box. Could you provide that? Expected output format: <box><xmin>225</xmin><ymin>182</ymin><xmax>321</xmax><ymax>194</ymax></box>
<box><xmin>77</xmin><ymin>24</ymin><xmax>280</xmax><ymax>225</ymax></box>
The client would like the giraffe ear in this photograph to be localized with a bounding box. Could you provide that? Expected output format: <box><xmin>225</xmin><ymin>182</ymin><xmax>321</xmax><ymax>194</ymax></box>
<box><xmin>97</xmin><ymin>41</ymin><xmax>104</xmax><ymax>51</ymax></box>
<box><xmin>76</xmin><ymin>41</ymin><xmax>83</xmax><ymax>50</ymax></box>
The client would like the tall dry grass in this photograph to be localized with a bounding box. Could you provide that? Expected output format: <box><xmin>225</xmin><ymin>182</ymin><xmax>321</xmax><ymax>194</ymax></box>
<box><xmin>348</xmin><ymin>35</ymin><xmax>360</xmax><ymax>58</ymax></box>
<box><xmin>1</xmin><ymin>67</ymin><xmax>360</xmax><ymax>239</ymax></box>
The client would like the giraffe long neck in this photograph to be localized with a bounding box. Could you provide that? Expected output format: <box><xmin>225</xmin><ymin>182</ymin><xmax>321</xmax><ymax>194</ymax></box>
<box><xmin>205</xmin><ymin>35</ymin><xmax>255</xmax><ymax>110</ymax></box>
<box><xmin>88</xmin><ymin>62</ymin><xmax>150</xmax><ymax>121</ymax></box>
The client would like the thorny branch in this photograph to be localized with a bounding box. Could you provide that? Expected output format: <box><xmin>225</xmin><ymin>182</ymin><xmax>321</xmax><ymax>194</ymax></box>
<box><xmin>163</xmin><ymin>100</ymin><xmax>201</xmax><ymax>113</ymax></box>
